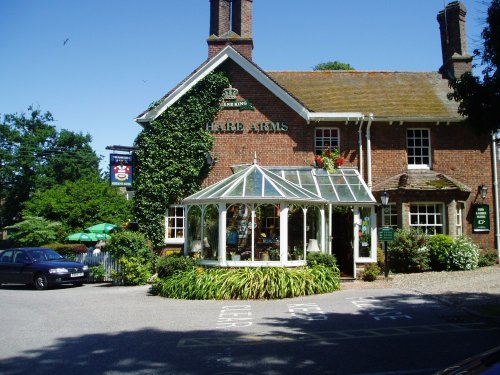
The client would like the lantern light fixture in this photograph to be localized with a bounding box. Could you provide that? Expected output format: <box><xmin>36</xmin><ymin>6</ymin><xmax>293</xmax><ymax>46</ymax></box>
<box><xmin>479</xmin><ymin>184</ymin><xmax>488</xmax><ymax>201</ymax></box>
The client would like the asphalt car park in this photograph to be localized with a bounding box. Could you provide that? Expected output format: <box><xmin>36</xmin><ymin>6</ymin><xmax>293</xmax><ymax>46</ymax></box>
<box><xmin>0</xmin><ymin>283</ymin><xmax>498</xmax><ymax>375</ymax></box>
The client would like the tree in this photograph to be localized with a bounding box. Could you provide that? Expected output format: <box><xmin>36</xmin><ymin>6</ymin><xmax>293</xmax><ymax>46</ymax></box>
<box><xmin>313</xmin><ymin>61</ymin><xmax>355</xmax><ymax>71</ymax></box>
<box><xmin>22</xmin><ymin>176</ymin><xmax>133</xmax><ymax>233</ymax></box>
<box><xmin>4</xmin><ymin>216</ymin><xmax>63</xmax><ymax>247</ymax></box>
<box><xmin>0</xmin><ymin>107</ymin><xmax>101</xmax><ymax>227</ymax></box>
<box><xmin>448</xmin><ymin>0</ymin><xmax>500</xmax><ymax>132</ymax></box>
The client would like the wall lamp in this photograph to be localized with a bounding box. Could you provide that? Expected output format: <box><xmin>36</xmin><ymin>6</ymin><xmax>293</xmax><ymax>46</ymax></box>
<box><xmin>479</xmin><ymin>184</ymin><xmax>488</xmax><ymax>201</ymax></box>
<box><xmin>206</xmin><ymin>151</ymin><xmax>215</xmax><ymax>166</ymax></box>
<box><xmin>381</xmin><ymin>191</ymin><xmax>390</xmax><ymax>207</ymax></box>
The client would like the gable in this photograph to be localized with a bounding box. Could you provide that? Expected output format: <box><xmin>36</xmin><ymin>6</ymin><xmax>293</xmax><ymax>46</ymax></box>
<box><xmin>136</xmin><ymin>47</ymin><xmax>462</xmax><ymax>126</ymax></box>
<box><xmin>135</xmin><ymin>46</ymin><xmax>363</xmax><ymax>125</ymax></box>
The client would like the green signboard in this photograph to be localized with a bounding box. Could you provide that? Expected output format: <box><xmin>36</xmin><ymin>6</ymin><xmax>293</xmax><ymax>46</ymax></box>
<box><xmin>378</xmin><ymin>227</ymin><xmax>394</xmax><ymax>241</ymax></box>
<box><xmin>473</xmin><ymin>204</ymin><xmax>490</xmax><ymax>233</ymax></box>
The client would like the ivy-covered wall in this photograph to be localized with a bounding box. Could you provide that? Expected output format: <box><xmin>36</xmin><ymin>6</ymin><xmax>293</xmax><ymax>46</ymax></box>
<box><xmin>134</xmin><ymin>70</ymin><xmax>230</xmax><ymax>246</ymax></box>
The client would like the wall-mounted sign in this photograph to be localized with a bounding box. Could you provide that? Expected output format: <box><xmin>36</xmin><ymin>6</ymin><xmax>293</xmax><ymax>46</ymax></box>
<box><xmin>473</xmin><ymin>204</ymin><xmax>490</xmax><ymax>232</ymax></box>
<box><xmin>221</xmin><ymin>84</ymin><xmax>255</xmax><ymax>111</ymax></box>
<box><xmin>110</xmin><ymin>154</ymin><xmax>133</xmax><ymax>187</ymax></box>
<box><xmin>206</xmin><ymin>122</ymin><xmax>289</xmax><ymax>133</ymax></box>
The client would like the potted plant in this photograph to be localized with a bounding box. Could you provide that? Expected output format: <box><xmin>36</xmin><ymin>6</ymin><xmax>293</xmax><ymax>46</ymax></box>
<box><xmin>268</xmin><ymin>247</ymin><xmax>280</xmax><ymax>261</ymax></box>
<box><xmin>260</xmin><ymin>250</ymin><xmax>269</xmax><ymax>261</ymax></box>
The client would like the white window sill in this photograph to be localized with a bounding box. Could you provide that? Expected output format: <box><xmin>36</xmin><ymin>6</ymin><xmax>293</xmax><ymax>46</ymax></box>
<box><xmin>165</xmin><ymin>239</ymin><xmax>184</xmax><ymax>245</ymax></box>
<box><xmin>408</xmin><ymin>165</ymin><xmax>431</xmax><ymax>170</ymax></box>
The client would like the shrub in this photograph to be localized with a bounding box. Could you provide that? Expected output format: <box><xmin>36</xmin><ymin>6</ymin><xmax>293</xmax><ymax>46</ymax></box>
<box><xmin>153</xmin><ymin>265</ymin><xmax>340</xmax><ymax>300</ymax></box>
<box><xmin>106</xmin><ymin>231</ymin><xmax>153</xmax><ymax>260</ymax></box>
<box><xmin>306</xmin><ymin>252</ymin><xmax>338</xmax><ymax>268</ymax></box>
<box><xmin>428</xmin><ymin>234</ymin><xmax>454</xmax><ymax>271</ymax></box>
<box><xmin>387</xmin><ymin>228</ymin><xmax>430</xmax><ymax>273</ymax></box>
<box><xmin>112</xmin><ymin>256</ymin><xmax>152</xmax><ymax>285</ymax></box>
<box><xmin>46</xmin><ymin>243</ymin><xmax>87</xmax><ymax>256</ymax></box>
<box><xmin>362</xmin><ymin>263</ymin><xmax>381</xmax><ymax>281</ymax></box>
<box><xmin>446</xmin><ymin>236</ymin><xmax>480</xmax><ymax>271</ymax></box>
<box><xmin>106</xmin><ymin>231</ymin><xmax>157</xmax><ymax>285</ymax></box>
<box><xmin>89</xmin><ymin>264</ymin><xmax>106</xmax><ymax>282</ymax></box>
<box><xmin>377</xmin><ymin>247</ymin><xmax>385</xmax><ymax>269</ymax></box>
<box><xmin>157</xmin><ymin>254</ymin><xmax>197</xmax><ymax>279</ymax></box>
<box><xmin>478</xmin><ymin>248</ymin><xmax>497</xmax><ymax>267</ymax></box>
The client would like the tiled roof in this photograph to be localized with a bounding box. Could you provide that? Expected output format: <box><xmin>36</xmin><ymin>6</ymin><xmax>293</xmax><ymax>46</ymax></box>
<box><xmin>372</xmin><ymin>170</ymin><xmax>471</xmax><ymax>192</ymax></box>
<box><xmin>267</xmin><ymin>71</ymin><xmax>462</xmax><ymax>120</ymax></box>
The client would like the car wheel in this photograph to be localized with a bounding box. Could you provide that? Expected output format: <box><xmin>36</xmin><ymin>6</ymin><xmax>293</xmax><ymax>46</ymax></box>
<box><xmin>34</xmin><ymin>273</ymin><xmax>48</xmax><ymax>290</ymax></box>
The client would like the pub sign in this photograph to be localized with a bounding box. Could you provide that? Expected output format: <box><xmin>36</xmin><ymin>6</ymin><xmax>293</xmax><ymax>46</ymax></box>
<box><xmin>473</xmin><ymin>204</ymin><xmax>490</xmax><ymax>233</ymax></box>
<box><xmin>110</xmin><ymin>154</ymin><xmax>133</xmax><ymax>187</ymax></box>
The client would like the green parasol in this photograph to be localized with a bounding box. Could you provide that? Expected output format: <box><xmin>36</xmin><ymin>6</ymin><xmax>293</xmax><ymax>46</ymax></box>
<box><xmin>85</xmin><ymin>223</ymin><xmax>120</xmax><ymax>234</ymax></box>
<box><xmin>65</xmin><ymin>232</ymin><xmax>112</xmax><ymax>242</ymax></box>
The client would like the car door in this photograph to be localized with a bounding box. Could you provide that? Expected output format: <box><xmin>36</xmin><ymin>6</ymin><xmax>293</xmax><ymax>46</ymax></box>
<box><xmin>13</xmin><ymin>250</ymin><xmax>34</xmax><ymax>284</ymax></box>
<box><xmin>0</xmin><ymin>250</ymin><xmax>15</xmax><ymax>283</ymax></box>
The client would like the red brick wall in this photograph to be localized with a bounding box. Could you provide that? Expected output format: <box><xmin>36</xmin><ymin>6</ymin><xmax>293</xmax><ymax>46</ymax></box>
<box><xmin>203</xmin><ymin>61</ymin><xmax>496</xmax><ymax>249</ymax></box>
<box><xmin>369</xmin><ymin>122</ymin><xmax>494</xmax><ymax>248</ymax></box>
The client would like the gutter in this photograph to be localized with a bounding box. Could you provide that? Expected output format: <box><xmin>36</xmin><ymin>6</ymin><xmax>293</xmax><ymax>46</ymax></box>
<box><xmin>371</xmin><ymin>116</ymin><xmax>461</xmax><ymax>124</ymax></box>
<box><xmin>366</xmin><ymin>113</ymin><xmax>374</xmax><ymax>189</ymax></box>
<box><xmin>307</xmin><ymin>112</ymin><xmax>363</xmax><ymax>123</ymax></box>
<box><xmin>492</xmin><ymin>131</ymin><xmax>500</xmax><ymax>258</ymax></box>
<box><xmin>358</xmin><ymin>116</ymin><xmax>365</xmax><ymax>178</ymax></box>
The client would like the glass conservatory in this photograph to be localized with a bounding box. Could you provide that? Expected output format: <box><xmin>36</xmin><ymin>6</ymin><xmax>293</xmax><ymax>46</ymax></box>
<box><xmin>182</xmin><ymin>161</ymin><xmax>377</xmax><ymax>267</ymax></box>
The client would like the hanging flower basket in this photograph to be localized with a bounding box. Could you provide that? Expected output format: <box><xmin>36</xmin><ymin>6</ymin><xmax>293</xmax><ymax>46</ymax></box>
<box><xmin>314</xmin><ymin>146</ymin><xmax>344</xmax><ymax>173</ymax></box>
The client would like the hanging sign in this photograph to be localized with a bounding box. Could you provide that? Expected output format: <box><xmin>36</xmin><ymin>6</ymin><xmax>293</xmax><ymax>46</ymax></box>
<box><xmin>110</xmin><ymin>154</ymin><xmax>133</xmax><ymax>187</ymax></box>
<box><xmin>473</xmin><ymin>204</ymin><xmax>490</xmax><ymax>232</ymax></box>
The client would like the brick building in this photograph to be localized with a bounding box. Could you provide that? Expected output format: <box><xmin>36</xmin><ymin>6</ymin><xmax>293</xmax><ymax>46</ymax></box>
<box><xmin>136</xmin><ymin>1</ymin><xmax>497</xmax><ymax>276</ymax></box>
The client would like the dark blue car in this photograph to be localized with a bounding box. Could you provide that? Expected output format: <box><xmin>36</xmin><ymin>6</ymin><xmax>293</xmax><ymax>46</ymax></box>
<box><xmin>0</xmin><ymin>247</ymin><xmax>89</xmax><ymax>290</ymax></box>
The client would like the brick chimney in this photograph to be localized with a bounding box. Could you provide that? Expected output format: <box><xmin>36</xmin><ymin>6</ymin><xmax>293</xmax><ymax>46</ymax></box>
<box><xmin>208</xmin><ymin>0</ymin><xmax>253</xmax><ymax>60</ymax></box>
<box><xmin>437</xmin><ymin>1</ymin><xmax>472</xmax><ymax>79</ymax></box>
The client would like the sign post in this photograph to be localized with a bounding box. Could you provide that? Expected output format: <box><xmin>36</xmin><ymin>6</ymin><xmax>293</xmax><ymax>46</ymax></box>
<box><xmin>378</xmin><ymin>226</ymin><xmax>394</xmax><ymax>278</ymax></box>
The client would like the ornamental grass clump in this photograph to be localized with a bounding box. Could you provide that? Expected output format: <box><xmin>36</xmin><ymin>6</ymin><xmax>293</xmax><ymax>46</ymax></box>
<box><xmin>153</xmin><ymin>265</ymin><xmax>340</xmax><ymax>300</ymax></box>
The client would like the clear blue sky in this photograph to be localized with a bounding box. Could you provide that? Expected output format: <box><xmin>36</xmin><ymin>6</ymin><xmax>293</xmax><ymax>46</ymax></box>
<box><xmin>0</xmin><ymin>0</ymin><xmax>490</xmax><ymax>170</ymax></box>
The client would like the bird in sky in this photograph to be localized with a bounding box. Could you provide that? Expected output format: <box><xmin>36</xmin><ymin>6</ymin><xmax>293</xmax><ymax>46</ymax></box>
<box><xmin>63</xmin><ymin>38</ymin><xmax>69</xmax><ymax>46</ymax></box>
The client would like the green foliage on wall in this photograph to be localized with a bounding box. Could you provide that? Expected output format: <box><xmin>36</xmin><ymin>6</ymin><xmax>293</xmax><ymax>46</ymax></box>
<box><xmin>134</xmin><ymin>71</ymin><xmax>230</xmax><ymax>245</ymax></box>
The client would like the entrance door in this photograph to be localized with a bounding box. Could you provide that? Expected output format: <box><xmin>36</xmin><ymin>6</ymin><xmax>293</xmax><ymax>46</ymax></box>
<box><xmin>331</xmin><ymin>209</ymin><xmax>354</xmax><ymax>277</ymax></box>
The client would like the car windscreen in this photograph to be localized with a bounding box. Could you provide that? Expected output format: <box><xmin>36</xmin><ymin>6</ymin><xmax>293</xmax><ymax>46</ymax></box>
<box><xmin>27</xmin><ymin>249</ymin><xmax>64</xmax><ymax>261</ymax></box>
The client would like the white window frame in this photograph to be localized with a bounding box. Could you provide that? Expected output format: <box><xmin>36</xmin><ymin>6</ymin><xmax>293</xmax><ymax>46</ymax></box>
<box><xmin>165</xmin><ymin>205</ymin><xmax>185</xmax><ymax>244</ymax></box>
<box><xmin>381</xmin><ymin>203</ymin><xmax>398</xmax><ymax>229</ymax></box>
<box><xmin>409</xmin><ymin>202</ymin><xmax>445</xmax><ymax>235</ymax></box>
<box><xmin>456</xmin><ymin>202</ymin><xmax>464</xmax><ymax>236</ymax></box>
<box><xmin>407</xmin><ymin>128</ymin><xmax>431</xmax><ymax>169</ymax></box>
<box><xmin>315</xmin><ymin>127</ymin><xmax>340</xmax><ymax>155</ymax></box>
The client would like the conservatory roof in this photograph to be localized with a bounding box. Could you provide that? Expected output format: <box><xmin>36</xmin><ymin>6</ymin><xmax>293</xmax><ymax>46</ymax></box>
<box><xmin>182</xmin><ymin>163</ymin><xmax>376</xmax><ymax>205</ymax></box>
<box><xmin>267</xmin><ymin>167</ymin><xmax>376</xmax><ymax>205</ymax></box>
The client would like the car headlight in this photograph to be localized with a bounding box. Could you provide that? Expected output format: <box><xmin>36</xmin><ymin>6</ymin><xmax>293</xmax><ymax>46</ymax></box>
<box><xmin>82</xmin><ymin>265</ymin><xmax>89</xmax><ymax>271</ymax></box>
<box><xmin>49</xmin><ymin>268</ymin><xmax>69</xmax><ymax>274</ymax></box>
